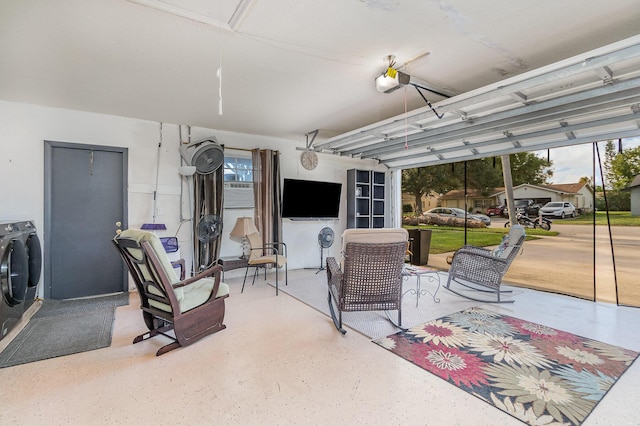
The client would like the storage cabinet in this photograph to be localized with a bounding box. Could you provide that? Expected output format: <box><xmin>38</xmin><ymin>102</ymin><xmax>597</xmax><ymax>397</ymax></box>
<box><xmin>347</xmin><ymin>169</ymin><xmax>387</xmax><ymax>228</ymax></box>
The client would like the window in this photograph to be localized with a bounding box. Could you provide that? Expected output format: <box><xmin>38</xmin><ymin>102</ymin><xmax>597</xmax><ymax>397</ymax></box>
<box><xmin>223</xmin><ymin>153</ymin><xmax>254</xmax><ymax>208</ymax></box>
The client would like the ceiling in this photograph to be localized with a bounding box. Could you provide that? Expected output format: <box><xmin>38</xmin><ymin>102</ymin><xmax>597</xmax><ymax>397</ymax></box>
<box><xmin>1</xmin><ymin>0</ymin><xmax>639</xmax><ymax>168</ymax></box>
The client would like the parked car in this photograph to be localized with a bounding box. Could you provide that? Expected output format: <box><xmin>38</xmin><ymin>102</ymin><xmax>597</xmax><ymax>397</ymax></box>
<box><xmin>425</xmin><ymin>207</ymin><xmax>491</xmax><ymax>226</ymax></box>
<box><xmin>504</xmin><ymin>199</ymin><xmax>540</xmax><ymax>217</ymax></box>
<box><xmin>485</xmin><ymin>205</ymin><xmax>505</xmax><ymax>216</ymax></box>
<box><xmin>539</xmin><ymin>201</ymin><xmax>576</xmax><ymax>218</ymax></box>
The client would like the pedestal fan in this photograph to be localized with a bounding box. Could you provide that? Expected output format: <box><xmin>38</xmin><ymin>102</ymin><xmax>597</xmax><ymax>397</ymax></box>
<box><xmin>317</xmin><ymin>227</ymin><xmax>335</xmax><ymax>273</ymax></box>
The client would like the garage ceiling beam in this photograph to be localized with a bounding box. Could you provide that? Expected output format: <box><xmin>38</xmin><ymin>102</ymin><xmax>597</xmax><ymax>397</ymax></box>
<box><xmin>314</xmin><ymin>35</ymin><xmax>640</xmax><ymax>171</ymax></box>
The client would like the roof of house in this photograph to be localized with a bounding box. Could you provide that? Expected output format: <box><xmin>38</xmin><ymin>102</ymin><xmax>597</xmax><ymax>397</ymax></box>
<box><xmin>544</xmin><ymin>183</ymin><xmax>589</xmax><ymax>194</ymax></box>
<box><xmin>441</xmin><ymin>182</ymin><xmax>589</xmax><ymax>199</ymax></box>
<box><xmin>439</xmin><ymin>189</ymin><xmax>492</xmax><ymax>200</ymax></box>
<box><xmin>627</xmin><ymin>175</ymin><xmax>640</xmax><ymax>189</ymax></box>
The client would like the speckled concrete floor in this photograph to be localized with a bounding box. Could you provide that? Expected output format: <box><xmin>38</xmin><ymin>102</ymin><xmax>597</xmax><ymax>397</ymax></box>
<box><xmin>1</xmin><ymin>269</ymin><xmax>639</xmax><ymax>425</ymax></box>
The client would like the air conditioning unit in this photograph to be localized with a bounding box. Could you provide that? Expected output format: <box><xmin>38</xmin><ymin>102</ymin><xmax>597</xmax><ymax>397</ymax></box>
<box><xmin>224</xmin><ymin>181</ymin><xmax>254</xmax><ymax>208</ymax></box>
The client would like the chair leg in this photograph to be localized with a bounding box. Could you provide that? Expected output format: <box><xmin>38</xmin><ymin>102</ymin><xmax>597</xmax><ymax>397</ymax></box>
<box><xmin>241</xmin><ymin>265</ymin><xmax>250</xmax><ymax>293</ymax></box>
<box><xmin>275</xmin><ymin>264</ymin><xmax>279</xmax><ymax>296</ymax></box>
<box><xmin>251</xmin><ymin>267</ymin><xmax>258</xmax><ymax>285</ymax></box>
<box><xmin>132</xmin><ymin>324</ymin><xmax>174</xmax><ymax>344</ymax></box>
<box><xmin>444</xmin><ymin>275</ymin><xmax>515</xmax><ymax>304</ymax></box>
<box><xmin>327</xmin><ymin>289</ymin><xmax>346</xmax><ymax>335</ymax></box>
<box><xmin>156</xmin><ymin>341</ymin><xmax>181</xmax><ymax>356</ymax></box>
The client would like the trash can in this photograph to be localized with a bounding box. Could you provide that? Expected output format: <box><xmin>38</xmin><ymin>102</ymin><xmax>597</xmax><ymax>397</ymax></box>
<box><xmin>408</xmin><ymin>229</ymin><xmax>432</xmax><ymax>265</ymax></box>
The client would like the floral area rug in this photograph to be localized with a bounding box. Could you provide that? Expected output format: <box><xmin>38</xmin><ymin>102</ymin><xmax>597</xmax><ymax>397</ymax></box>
<box><xmin>373</xmin><ymin>307</ymin><xmax>638</xmax><ymax>425</ymax></box>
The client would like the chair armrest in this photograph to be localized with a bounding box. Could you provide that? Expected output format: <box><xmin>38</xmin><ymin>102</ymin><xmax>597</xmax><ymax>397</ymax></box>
<box><xmin>453</xmin><ymin>247</ymin><xmax>508</xmax><ymax>264</ymax></box>
<box><xmin>327</xmin><ymin>257</ymin><xmax>342</xmax><ymax>275</ymax></box>
<box><xmin>450</xmin><ymin>248</ymin><xmax>509</xmax><ymax>279</ymax></box>
<box><xmin>326</xmin><ymin>257</ymin><xmax>343</xmax><ymax>294</ymax></box>
<box><xmin>249</xmin><ymin>246</ymin><xmax>279</xmax><ymax>257</ymax></box>
<box><xmin>171</xmin><ymin>259</ymin><xmax>186</xmax><ymax>280</ymax></box>
<box><xmin>263</xmin><ymin>241</ymin><xmax>287</xmax><ymax>257</ymax></box>
<box><xmin>459</xmin><ymin>245</ymin><xmax>492</xmax><ymax>255</ymax></box>
<box><xmin>173</xmin><ymin>263</ymin><xmax>225</xmax><ymax>303</ymax></box>
<box><xmin>173</xmin><ymin>263</ymin><xmax>223</xmax><ymax>288</ymax></box>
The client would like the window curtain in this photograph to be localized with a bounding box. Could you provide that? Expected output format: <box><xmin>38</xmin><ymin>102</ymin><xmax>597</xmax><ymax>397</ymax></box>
<box><xmin>251</xmin><ymin>149</ymin><xmax>283</xmax><ymax>248</ymax></box>
<box><xmin>192</xmin><ymin>168</ymin><xmax>224</xmax><ymax>271</ymax></box>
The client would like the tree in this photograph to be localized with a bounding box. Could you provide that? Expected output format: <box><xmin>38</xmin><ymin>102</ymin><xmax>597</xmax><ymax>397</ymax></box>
<box><xmin>402</xmin><ymin>165</ymin><xmax>459</xmax><ymax>215</ymax></box>
<box><xmin>603</xmin><ymin>140</ymin><xmax>617</xmax><ymax>188</ymax></box>
<box><xmin>459</xmin><ymin>152</ymin><xmax>552</xmax><ymax>193</ymax></box>
<box><xmin>464</xmin><ymin>158</ymin><xmax>503</xmax><ymax>196</ymax></box>
<box><xmin>508</xmin><ymin>152</ymin><xmax>553</xmax><ymax>185</ymax></box>
<box><xmin>609</xmin><ymin>145</ymin><xmax>640</xmax><ymax>190</ymax></box>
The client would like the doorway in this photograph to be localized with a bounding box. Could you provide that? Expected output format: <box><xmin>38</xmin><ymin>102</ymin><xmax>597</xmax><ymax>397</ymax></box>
<box><xmin>44</xmin><ymin>141</ymin><xmax>128</xmax><ymax>299</ymax></box>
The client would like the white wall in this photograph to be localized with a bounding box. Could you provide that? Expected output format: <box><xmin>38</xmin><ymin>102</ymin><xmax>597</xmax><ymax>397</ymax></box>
<box><xmin>0</xmin><ymin>100</ymin><xmax>387</xmax><ymax>291</ymax></box>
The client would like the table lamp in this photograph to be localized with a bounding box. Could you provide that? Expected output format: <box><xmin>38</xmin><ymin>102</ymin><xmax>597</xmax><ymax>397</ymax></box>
<box><xmin>229</xmin><ymin>217</ymin><xmax>258</xmax><ymax>259</ymax></box>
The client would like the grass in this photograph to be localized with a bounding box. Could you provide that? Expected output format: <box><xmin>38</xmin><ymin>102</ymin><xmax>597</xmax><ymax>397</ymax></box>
<box><xmin>560</xmin><ymin>211</ymin><xmax>640</xmax><ymax>226</ymax></box>
<box><xmin>404</xmin><ymin>225</ymin><xmax>556</xmax><ymax>254</ymax></box>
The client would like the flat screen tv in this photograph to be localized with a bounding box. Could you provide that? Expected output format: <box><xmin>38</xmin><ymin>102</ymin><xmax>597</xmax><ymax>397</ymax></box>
<box><xmin>281</xmin><ymin>178</ymin><xmax>342</xmax><ymax>220</ymax></box>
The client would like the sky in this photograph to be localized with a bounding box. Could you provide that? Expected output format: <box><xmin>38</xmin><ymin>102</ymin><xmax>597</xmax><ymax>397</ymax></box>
<box><xmin>537</xmin><ymin>136</ymin><xmax>640</xmax><ymax>186</ymax></box>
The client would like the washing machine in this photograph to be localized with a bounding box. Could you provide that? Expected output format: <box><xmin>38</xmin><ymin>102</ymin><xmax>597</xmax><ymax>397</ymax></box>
<box><xmin>17</xmin><ymin>220</ymin><xmax>42</xmax><ymax>313</ymax></box>
<box><xmin>0</xmin><ymin>221</ymin><xmax>29</xmax><ymax>341</ymax></box>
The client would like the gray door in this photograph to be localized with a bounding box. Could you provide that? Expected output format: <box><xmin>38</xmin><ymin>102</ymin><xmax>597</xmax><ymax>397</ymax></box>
<box><xmin>44</xmin><ymin>142</ymin><xmax>128</xmax><ymax>299</ymax></box>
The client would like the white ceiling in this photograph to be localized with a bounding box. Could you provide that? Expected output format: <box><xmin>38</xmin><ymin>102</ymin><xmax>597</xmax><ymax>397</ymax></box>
<box><xmin>1</xmin><ymin>0</ymin><xmax>639</xmax><ymax>165</ymax></box>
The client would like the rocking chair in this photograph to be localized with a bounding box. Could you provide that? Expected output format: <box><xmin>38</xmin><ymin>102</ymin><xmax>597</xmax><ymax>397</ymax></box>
<box><xmin>444</xmin><ymin>224</ymin><xmax>526</xmax><ymax>303</ymax></box>
<box><xmin>326</xmin><ymin>228</ymin><xmax>408</xmax><ymax>334</ymax></box>
<box><xmin>113</xmin><ymin>229</ymin><xmax>229</xmax><ymax>356</ymax></box>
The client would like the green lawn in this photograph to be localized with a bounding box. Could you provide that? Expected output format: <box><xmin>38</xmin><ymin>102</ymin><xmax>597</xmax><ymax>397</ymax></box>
<box><xmin>404</xmin><ymin>225</ymin><xmax>554</xmax><ymax>254</ymax></box>
<box><xmin>561</xmin><ymin>211</ymin><xmax>640</xmax><ymax>226</ymax></box>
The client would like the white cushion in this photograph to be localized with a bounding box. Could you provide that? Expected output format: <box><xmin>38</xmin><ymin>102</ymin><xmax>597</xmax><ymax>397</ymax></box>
<box><xmin>492</xmin><ymin>225</ymin><xmax>525</xmax><ymax>258</ymax></box>
<box><xmin>117</xmin><ymin>229</ymin><xmax>180</xmax><ymax>284</ymax></box>
<box><xmin>148</xmin><ymin>279</ymin><xmax>230</xmax><ymax>313</ymax></box>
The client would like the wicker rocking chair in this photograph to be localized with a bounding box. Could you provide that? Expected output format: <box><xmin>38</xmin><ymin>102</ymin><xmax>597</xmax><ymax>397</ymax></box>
<box><xmin>444</xmin><ymin>225</ymin><xmax>526</xmax><ymax>303</ymax></box>
<box><xmin>326</xmin><ymin>228</ymin><xmax>408</xmax><ymax>334</ymax></box>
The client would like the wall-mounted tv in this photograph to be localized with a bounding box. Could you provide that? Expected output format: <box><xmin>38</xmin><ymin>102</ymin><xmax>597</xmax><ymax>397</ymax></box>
<box><xmin>281</xmin><ymin>178</ymin><xmax>342</xmax><ymax>220</ymax></box>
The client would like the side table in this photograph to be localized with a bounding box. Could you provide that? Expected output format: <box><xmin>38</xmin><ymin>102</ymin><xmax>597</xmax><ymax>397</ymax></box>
<box><xmin>402</xmin><ymin>265</ymin><xmax>441</xmax><ymax>307</ymax></box>
<box><xmin>218</xmin><ymin>256</ymin><xmax>249</xmax><ymax>280</ymax></box>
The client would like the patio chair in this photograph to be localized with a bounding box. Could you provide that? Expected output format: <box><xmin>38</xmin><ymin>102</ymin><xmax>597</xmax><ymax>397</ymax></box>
<box><xmin>444</xmin><ymin>224</ymin><xmax>526</xmax><ymax>303</ymax></box>
<box><xmin>326</xmin><ymin>228</ymin><xmax>408</xmax><ymax>334</ymax></box>
<box><xmin>242</xmin><ymin>231</ymin><xmax>288</xmax><ymax>295</ymax></box>
<box><xmin>113</xmin><ymin>229</ymin><xmax>229</xmax><ymax>356</ymax></box>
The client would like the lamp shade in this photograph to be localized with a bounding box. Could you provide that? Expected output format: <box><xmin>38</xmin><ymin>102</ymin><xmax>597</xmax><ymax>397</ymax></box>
<box><xmin>229</xmin><ymin>217</ymin><xmax>258</xmax><ymax>238</ymax></box>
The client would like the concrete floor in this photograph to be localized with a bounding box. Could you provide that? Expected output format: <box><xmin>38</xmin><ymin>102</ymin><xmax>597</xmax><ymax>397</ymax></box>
<box><xmin>1</xmin><ymin>268</ymin><xmax>639</xmax><ymax>425</ymax></box>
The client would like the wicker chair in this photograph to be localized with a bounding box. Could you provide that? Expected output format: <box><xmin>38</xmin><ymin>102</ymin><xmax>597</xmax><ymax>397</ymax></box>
<box><xmin>326</xmin><ymin>228</ymin><xmax>408</xmax><ymax>334</ymax></box>
<box><xmin>444</xmin><ymin>225</ymin><xmax>526</xmax><ymax>303</ymax></box>
<box><xmin>113</xmin><ymin>229</ymin><xmax>229</xmax><ymax>356</ymax></box>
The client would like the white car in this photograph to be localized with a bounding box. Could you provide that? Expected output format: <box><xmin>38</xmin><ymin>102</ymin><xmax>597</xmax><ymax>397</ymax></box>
<box><xmin>424</xmin><ymin>207</ymin><xmax>491</xmax><ymax>226</ymax></box>
<box><xmin>539</xmin><ymin>202</ymin><xmax>576</xmax><ymax>218</ymax></box>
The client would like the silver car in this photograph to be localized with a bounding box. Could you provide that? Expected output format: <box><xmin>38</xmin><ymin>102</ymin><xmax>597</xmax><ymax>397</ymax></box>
<box><xmin>424</xmin><ymin>207</ymin><xmax>491</xmax><ymax>226</ymax></box>
<box><xmin>539</xmin><ymin>201</ymin><xmax>576</xmax><ymax>218</ymax></box>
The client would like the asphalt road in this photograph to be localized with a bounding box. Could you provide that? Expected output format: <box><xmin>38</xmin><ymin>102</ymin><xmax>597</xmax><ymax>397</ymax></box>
<box><xmin>428</xmin><ymin>217</ymin><xmax>640</xmax><ymax>306</ymax></box>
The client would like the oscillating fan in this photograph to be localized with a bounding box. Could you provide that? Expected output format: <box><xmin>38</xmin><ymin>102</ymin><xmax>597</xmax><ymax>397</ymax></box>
<box><xmin>317</xmin><ymin>227</ymin><xmax>335</xmax><ymax>272</ymax></box>
<box><xmin>179</xmin><ymin>137</ymin><xmax>224</xmax><ymax>175</ymax></box>
<box><xmin>197</xmin><ymin>214</ymin><xmax>223</xmax><ymax>243</ymax></box>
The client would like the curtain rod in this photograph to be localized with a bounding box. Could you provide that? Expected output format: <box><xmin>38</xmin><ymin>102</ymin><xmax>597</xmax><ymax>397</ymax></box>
<box><xmin>224</xmin><ymin>146</ymin><xmax>279</xmax><ymax>154</ymax></box>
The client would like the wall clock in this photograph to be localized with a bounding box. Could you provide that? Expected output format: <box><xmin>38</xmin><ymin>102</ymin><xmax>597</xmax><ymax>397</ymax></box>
<box><xmin>301</xmin><ymin>151</ymin><xmax>318</xmax><ymax>170</ymax></box>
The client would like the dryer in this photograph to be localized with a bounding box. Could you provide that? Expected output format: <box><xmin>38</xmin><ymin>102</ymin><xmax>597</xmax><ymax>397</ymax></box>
<box><xmin>0</xmin><ymin>221</ymin><xmax>29</xmax><ymax>340</ymax></box>
<box><xmin>17</xmin><ymin>220</ymin><xmax>42</xmax><ymax>313</ymax></box>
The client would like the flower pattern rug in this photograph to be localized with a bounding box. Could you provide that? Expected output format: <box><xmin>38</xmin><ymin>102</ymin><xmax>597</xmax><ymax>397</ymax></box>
<box><xmin>373</xmin><ymin>307</ymin><xmax>638</xmax><ymax>425</ymax></box>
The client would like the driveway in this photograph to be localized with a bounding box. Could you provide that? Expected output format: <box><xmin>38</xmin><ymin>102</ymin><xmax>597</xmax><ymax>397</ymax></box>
<box><xmin>428</xmin><ymin>220</ymin><xmax>640</xmax><ymax>306</ymax></box>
